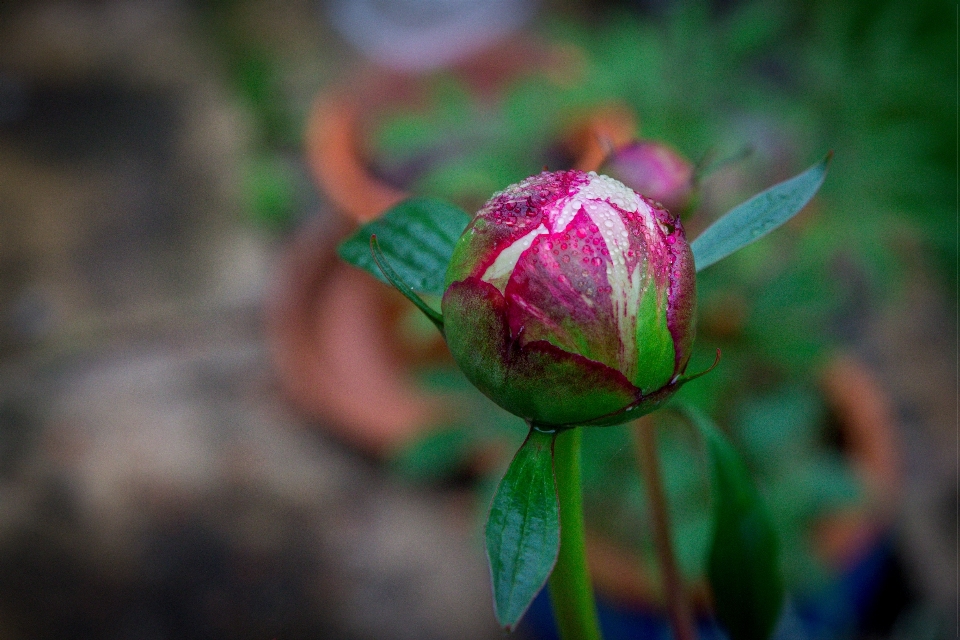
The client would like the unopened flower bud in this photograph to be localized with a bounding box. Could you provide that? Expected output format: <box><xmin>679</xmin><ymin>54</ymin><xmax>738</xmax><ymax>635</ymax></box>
<box><xmin>441</xmin><ymin>170</ymin><xmax>696</xmax><ymax>427</ymax></box>
<box><xmin>601</xmin><ymin>141</ymin><xmax>694</xmax><ymax>213</ymax></box>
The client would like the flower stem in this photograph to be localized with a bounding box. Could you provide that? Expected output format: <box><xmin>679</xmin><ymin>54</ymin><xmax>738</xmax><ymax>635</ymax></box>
<box><xmin>634</xmin><ymin>416</ymin><xmax>698</xmax><ymax>640</ymax></box>
<box><xmin>548</xmin><ymin>427</ymin><xmax>604</xmax><ymax>640</ymax></box>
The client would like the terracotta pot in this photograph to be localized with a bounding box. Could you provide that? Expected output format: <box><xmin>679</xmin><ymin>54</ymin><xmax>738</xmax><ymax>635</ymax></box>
<box><xmin>303</xmin><ymin>43</ymin><xmax>628</xmax><ymax>224</ymax></box>
<box><xmin>815</xmin><ymin>353</ymin><xmax>901</xmax><ymax>561</ymax></box>
<box><xmin>265</xmin><ymin>214</ymin><xmax>448</xmax><ymax>456</ymax></box>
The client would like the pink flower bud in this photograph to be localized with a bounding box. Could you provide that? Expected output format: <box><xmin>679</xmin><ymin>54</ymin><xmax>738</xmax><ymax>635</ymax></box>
<box><xmin>441</xmin><ymin>170</ymin><xmax>696</xmax><ymax>427</ymax></box>
<box><xmin>600</xmin><ymin>141</ymin><xmax>694</xmax><ymax>213</ymax></box>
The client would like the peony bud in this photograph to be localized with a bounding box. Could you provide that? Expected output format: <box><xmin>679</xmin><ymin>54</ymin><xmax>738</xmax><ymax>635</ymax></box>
<box><xmin>600</xmin><ymin>141</ymin><xmax>694</xmax><ymax>213</ymax></box>
<box><xmin>441</xmin><ymin>170</ymin><xmax>696</xmax><ymax>428</ymax></box>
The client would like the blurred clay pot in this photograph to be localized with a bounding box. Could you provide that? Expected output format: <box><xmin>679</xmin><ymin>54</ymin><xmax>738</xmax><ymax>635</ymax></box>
<box><xmin>265</xmin><ymin>215</ymin><xmax>447</xmax><ymax>456</ymax></box>
<box><xmin>304</xmin><ymin>37</ymin><xmax>602</xmax><ymax>223</ymax></box>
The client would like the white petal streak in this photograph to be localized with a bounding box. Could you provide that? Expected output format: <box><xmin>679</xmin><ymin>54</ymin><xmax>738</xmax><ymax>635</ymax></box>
<box><xmin>566</xmin><ymin>173</ymin><xmax>656</xmax><ymax>380</ymax></box>
<box><xmin>579</xmin><ymin>199</ymin><xmax>638</xmax><ymax>376</ymax></box>
<box><xmin>551</xmin><ymin>172</ymin><xmax>642</xmax><ymax>231</ymax></box>
<box><xmin>481</xmin><ymin>223</ymin><xmax>548</xmax><ymax>289</ymax></box>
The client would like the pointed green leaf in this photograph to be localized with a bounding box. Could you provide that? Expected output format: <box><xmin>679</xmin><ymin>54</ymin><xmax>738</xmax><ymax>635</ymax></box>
<box><xmin>686</xmin><ymin>407</ymin><xmax>784</xmax><ymax>640</ymax></box>
<box><xmin>691</xmin><ymin>154</ymin><xmax>831</xmax><ymax>272</ymax></box>
<box><xmin>337</xmin><ymin>197</ymin><xmax>472</xmax><ymax>295</ymax></box>
<box><xmin>370</xmin><ymin>236</ymin><xmax>444</xmax><ymax>331</ymax></box>
<box><xmin>486</xmin><ymin>427</ymin><xmax>560</xmax><ymax>631</ymax></box>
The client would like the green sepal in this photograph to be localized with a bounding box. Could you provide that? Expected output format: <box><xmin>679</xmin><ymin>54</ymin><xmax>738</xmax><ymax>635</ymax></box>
<box><xmin>442</xmin><ymin>277</ymin><xmax>639</xmax><ymax>427</ymax></box>
<box><xmin>370</xmin><ymin>235</ymin><xmax>444</xmax><ymax>332</ymax></box>
<box><xmin>683</xmin><ymin>405</ymin><xmax>785</xmax><ymax>640</ymax></box>
<box><xmin>571</xmin><ymin>351</ymin><xmax>721</xmax><ymax>429</ymax></box>
<box><xmin>486</xmin><ymin>426</ymin><xmax>560</xmax><ymax>631</ymax></box>
<box><xmin>572</xmin><ymin>380</ymin><xmax>681</xmax><ymax>428</ymax></box>
<box><xmin>691</xmin><ymin>153</ymin><xmax>831</xmax><ymax>272</ymax></box>
<box><xmin>676</xmin><ymin>348</ymin><xmax>722</xmax><ymax>385</ymax></box>
<box><xmin>630</xmin><ymin>274</ymin><xmax>675</xmax><ymax>394</ymax></box>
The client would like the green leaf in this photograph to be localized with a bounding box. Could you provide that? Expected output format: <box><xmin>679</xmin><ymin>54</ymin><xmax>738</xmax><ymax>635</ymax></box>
<box><xmin>370</xmin><ymin>236</ymin><xmax>444</xmax><ymax>331</ymax></box>
<box><xmin>691</xmin><ymin>154</ymin><xmax>831</xmax><ymax>272</ymax></box>
<box><xmin>337</xmin><ymin>197</ymin><xmax>472</xmax><ymax>296</ymax></box>
<box><xmin>486</xmin><ymin>427</ymin><xmax>560</xmax><ymax>631</ymax></box>
<box><xmin>685</xmin><ymin>407</ymin><xmax>784</xmax><ymax>640</ymax></box>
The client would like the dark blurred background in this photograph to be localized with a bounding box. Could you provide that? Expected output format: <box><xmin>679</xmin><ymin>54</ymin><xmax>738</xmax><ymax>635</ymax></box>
<box><xmin>0</xmin><ymin>1</ymin><xmax>954</xmax><ymax>639</ymax></box>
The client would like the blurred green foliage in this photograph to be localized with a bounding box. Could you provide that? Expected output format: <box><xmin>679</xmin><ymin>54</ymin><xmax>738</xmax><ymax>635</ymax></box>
<box><xmin>371</xmin><ymin>0</ymin><xmax>954</xmax><ymax>287</ymax></box>
<box><xmin>388</xmin><ymin>0</ymin><xmax>952</xmax><ymax>605</ymax></box>
<box><xmin>196</xmin><ymin>0</ymin><xmax>313</xmax><ymax>230</ymax></box>
<box><xmin>193</xmin><ymin>0</ymin><xmax>953</xmax><ymax>615</ymax></box>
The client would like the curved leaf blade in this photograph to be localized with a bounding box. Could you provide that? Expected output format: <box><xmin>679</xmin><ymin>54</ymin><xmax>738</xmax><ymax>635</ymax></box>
<box><xmin>337</xmin><ymin>197</ymin><xmax>472</xmax><ymax>295</ymax></box>
<box><xmin>486</xmin><ymin>428</ymin><xmax>560</xmax><ymax>631</ymax></box>
<box><xmin>370</xmin><ymin>235</ymin><xmax>444</xmax><ymax>331</ymax></box>
<box><xmin>691</xmin><ymin>154</ymin><xmax>831</xmax><ymax>272</ymax></box>
<box><xmin>686</xmin><ymin>407</ymin><xmax>784</xmax><ymax>640</ymax></box>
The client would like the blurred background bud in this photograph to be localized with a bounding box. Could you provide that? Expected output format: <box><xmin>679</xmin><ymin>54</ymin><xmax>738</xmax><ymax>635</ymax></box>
<box><xmin>600</xmin><ymin>140</ymin><xmax>694</xmax><ymax>214</ymax></box>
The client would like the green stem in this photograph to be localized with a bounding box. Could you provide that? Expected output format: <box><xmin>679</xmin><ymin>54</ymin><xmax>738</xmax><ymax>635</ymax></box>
<box><xmin>548</xmin><ymin>427</ymin><xmax>604</xmax><ymax>640</ymax></box>
<box><xmin>634</xmin><ymin>416</ymin><xmax>698</xmax><ymax>640</ymax></box>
